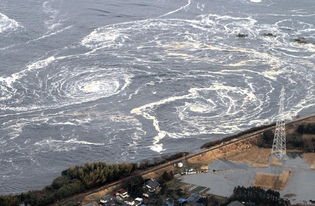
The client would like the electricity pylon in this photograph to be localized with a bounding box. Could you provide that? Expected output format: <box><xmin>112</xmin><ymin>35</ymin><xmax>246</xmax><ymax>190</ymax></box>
<box><xmin>271</xmin><ymin>87</ymin><xmax>287</xmax><ymax>160</ymax></box>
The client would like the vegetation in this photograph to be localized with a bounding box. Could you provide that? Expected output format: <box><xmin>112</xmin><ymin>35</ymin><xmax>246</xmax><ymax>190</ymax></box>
<box><xmin>257</xmin><ymin>130</ymin><xmax>274</xmax><ymax>148</ymax></box>
<box><xmin>1</xmin><ymin>162</ymin><xmax>136</xmax><ymax>206</ymax></box>
<box><xmin>0</xmin><ymin>195</ymin><xmax>19</xmax><ymax>206</ymax></box>
<box><xmin>124</xmin><ymin>175</ymin><xmax>144</xmax><ymax>198</ymax></box>
<box><xmin>0</xmin><ymin>153</ymin><xmax>186</xmax><ymax>206</ymax></box>
<box><xmin>297</xmin><ymin>123</ymin><xmax>315</xmax><ymax>134</ymax></box>
<box><xmin>229</xmin><ymin>186</ymin><xmax>290</xmax><ymax>206</ymax></box>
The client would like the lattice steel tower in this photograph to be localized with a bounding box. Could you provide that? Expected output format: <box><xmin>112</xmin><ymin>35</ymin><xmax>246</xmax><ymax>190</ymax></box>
<box><xmin>271</xmin><ymin>87</ymin><xmax>286</xmax><ymax>159</ymax></box>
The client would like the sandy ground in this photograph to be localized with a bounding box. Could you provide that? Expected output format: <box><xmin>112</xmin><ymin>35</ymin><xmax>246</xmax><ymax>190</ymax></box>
<box><xmin>226</xmin><ymin>146</ymin><xmax>271</xmax><ymax>167</ymax></box>
<box><xmin>253</xmin><ymin>170</ymin><xmax>290</xmax><ymax>190</ymax></box>
<box><xmin>303</xmin><ymin>153</ymin><xmax>315</xmax><ymax>169</ymax></box>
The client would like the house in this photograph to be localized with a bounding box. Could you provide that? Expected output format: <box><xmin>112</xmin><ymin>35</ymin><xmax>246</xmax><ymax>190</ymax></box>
<box><xmin>101</xmin><ymin>201</ymin><xmax>118</xmax><ymax>206</ymax></box>
<box><xmin>82</xmin><ymin>203</ymin><xmax>95</xmax><ymax>206</ymax></box>
<box><xmin>123</xmin><ymin>198</ymin><xmax>135</xmax><ymax>205</ymax></box>
<box><xmin>100</xmin><ymin>195</ymin><xmax>113</xmax><ymax>204</ymax></box>
<box><xmin>134</xmin><ymin>197</ymin><xmax>143</xmax><ymax>206</ymax></box>
<box><xmin>200</xmin><ymin>165</ymin><xmax>208</xmax><ymax>173</ymax></box>
<box><xmin>144</xmin><ymin>179</ymin><xmax>160</xmax><ymax>193</ymax></box>
<box><xmin>164</xmin><ymin>198</ymin><xmax>174</xmax><ymax>206</ymax></box>
<box><xmin>187</xmin><ymin>193</ymin><xmax>201</xmax><ymax>202</ymax></box>
<box><xmin>177</xmin><ymin>162</ymin><xmax>184</xmax><ymax>168</ymax></box>
<box><xmin>177</xmin><ymin>198</ymin><xmax>187</xmax><ymax>205</ymax></box>
<box><xmin>185</xmin><ymin>168</ymin><xmax>197</xmax><ymax>175</ymax></box>
<box><xmin>227</xmin><ymin>201</ymin><xmax>245</xmax><ymax>206</ymax></box>
<box><xmin>116</xmin><ymin>189</ymin><xmax>129</xmax><ymax>199</ymax></box>
<box><xmin>187</xmin><ymin>193</ymin><xmax>206</xmax><ymax>206</ymax></box>
<box><xmin>142</xmin><ymin>193</ymin><xmax>149</xmax><ymax>198</ymax></box>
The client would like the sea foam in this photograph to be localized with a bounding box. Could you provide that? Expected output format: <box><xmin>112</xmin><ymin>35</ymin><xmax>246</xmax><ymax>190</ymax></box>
<box><xmin>0</xmin><ymin>12</ymin><xmax>20</xmax><ymax>33</ymax></box>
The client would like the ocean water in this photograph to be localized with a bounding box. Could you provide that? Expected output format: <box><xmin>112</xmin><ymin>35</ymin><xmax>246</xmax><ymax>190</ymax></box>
<box><xmin>0</xmin><ymin>0</ymin><xmax>314</xmax><ymax>194</ymax></box>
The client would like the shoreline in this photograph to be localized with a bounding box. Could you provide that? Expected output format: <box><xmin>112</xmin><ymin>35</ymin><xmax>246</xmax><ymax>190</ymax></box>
<box><xmin>2</xmin><ymin>113</ymin><xmax>315</xmax><ymax>206</ymax></box>
<box><xmin>53</xmin><ymin>113</ymin><xmax>315</xmax><ymax>205</ymax></box>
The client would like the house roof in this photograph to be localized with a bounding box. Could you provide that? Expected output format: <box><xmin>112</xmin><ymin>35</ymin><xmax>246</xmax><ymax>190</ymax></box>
<box><xmin>83</xmin><ymin>204</ymin><xmax>94</xmax><ymax>206</ymax></box>
<box><xmin>101</xmin><ymin>195</ymin><xmax>112</xmax><ymax>201</ymax></box>
<box><xmin>145</xmin><ymin>179</ymin><xmax>160</xmax><ymax>189</ymax></box>
<box><xmin>187</xmin><ymin>193</ymin><xmax>201</xmax><ymax>203</ymax></box>
<box><xmin>227</xmin><ymin>201</ymin><xmax>245</xmax><ymax>206</ymax></box>
<box><xmin>177</xmin><ymin>198</ymin><xmax>187</xmax><ymax>203</ymax></box>
<box><xmin>135</xmin><ymin>197</ymin><xmax>143</xmax><ymax>202</ymax></box>
<box><xmin>117</xmin><ymin>189</ymin><xmax>128</xmax><ymax>194</ymax></box>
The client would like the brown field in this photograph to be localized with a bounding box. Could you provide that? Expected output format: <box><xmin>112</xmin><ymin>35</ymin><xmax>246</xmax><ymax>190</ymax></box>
<box><xmin>226</xmin><ymin>146</ymin><xmax>271</xmax><ymax>167</ymax></box>
<box><xmin>252</xmin><ymin>170</ymin><xmax>291</xmax><ymax>190</ymax></box>
<box><xmin>303</xmin><ymin>153</ymin><xmax>315</xmax><ymax>169</ymax></box>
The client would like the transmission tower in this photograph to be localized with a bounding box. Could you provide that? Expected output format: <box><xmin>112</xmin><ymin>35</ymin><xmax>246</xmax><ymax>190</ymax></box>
<box><xmin>271</xmin><ymin>87</ymin><xmax>286</xmax><ymax>160</ymax></box>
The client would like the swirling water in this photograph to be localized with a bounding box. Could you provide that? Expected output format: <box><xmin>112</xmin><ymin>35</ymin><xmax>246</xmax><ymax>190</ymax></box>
<box><xmin>0</xmin><ymin>0</ymin><xmax>314</xmax><ymax>194</ymax></box>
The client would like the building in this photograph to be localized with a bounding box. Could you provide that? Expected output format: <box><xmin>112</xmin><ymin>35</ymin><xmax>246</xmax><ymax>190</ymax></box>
<box><xmin>100</xmin><ymin>195</ymin><xmax>113</xmax><ymax>204</ymax></box>
<box><xmin>227</xmin><ymin>201</ymin><xmax>245</xmax><ymax>206</ymax></box>
<box><xmin>185</xmin><ymin>168</ymin><xmax>197</xmax><ymax>175</ymax></box>
<box><xmin>177</xmin><ymin>162</ymin><xmax>184</xmax><ymax>168</ymax></box>
<box><xmin>187</xmin><ymin>193</ymin><xmax>206</xmax><ymax>206</ymax></box>
<box><xmin>116</xmin><ymin>189</ymin><xmax>129</xmax><ymax>199</ymax></box>
<box><xmin>123</xmin><ymin>198</ymin><xmax>135</xmax><ymax>205</ymax></box>
<box><xmin>200</xmin><ymin>165</ymin><xmax>208</xmax><ymax>173</ymax></box>
<box><xmin>164</xmin><ymin>198</ymin><xmax>174</xmax><ymax>206</ymax></box>
<box><xmin>134</xmin><ymin>197</ymin><xmax>143</xmax><ymax>206</ymax></box>
<box><xmin>144</xmin><ymin>179</ymin><xmax>160</xmax><ymax>193</ymax></box>
<box><xmin>82</xmin><ymin>203</ymin><xmax>95</xmax><ymax>206</ymax></box>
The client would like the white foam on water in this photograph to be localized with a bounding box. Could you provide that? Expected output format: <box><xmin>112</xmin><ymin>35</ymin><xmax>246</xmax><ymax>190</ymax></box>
<box><xmin>0</xmin><ymin>12</ymin><xmax>21</xmax><ymax>33</ymax></box>
<box><xmin>0</xmin><ymin>56</ymin><xmax>56</xmax><ymax>87</ymax></box>
<box><xmin>42</xmin><ymin>0</ymin><xmax>62</xmax><ymax>30</ymax></box>
<box><xmin>159</xmin><ymin>0</ymin><xmax>192</xmax><ymax>18</ymax></box>
<box><xmin>81</xmin><ymin>28</ymin><xmax>125</xmax><ymax>49</ymax></box>
<box><xmin>65</xmin><ymin>138</ymin><xmax>105</xmax><ymax>146</ymax></box>
<box><xmin>248</xmin><ymin>0</ymin><xmax>262</xmax><ymax>2</ymax></box>
<box><xmin>1</xmin><ymin>5</ymin><xmax>315</xmax><ymax>173</ymax></box>
<box><xmin>28</xmin><ymin>25</ymin><xmax>73</xmax><ymax>43</ymax></box>
<box><xmin>131</xmin><ymin>82</ymin><xmax>261</xmax><ymax>152</ymax></box>
<box><xmin>0</xmin><ymin>38</ymin><xmax>133</xmax><ymax>111</ymax></box>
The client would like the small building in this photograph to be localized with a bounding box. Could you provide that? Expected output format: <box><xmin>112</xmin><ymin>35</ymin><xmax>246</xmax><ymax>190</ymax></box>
<box><xmin>101</xmin><ymin>201</ymin><xmax>118</xmax><ymax>206</ymax></box>
<box><xmin>82</xmin><ymin>203</ymin><xmax>95</xmax><ymax>206</ymax></box>
<box><xmin>177</xmin><ymin>198</ymin><xmax>187</xmax><ymax>205</ymax></box>
<box><xmin>135</xmin><ymin>197</ymin><xmax>143</xmax><ymax>202</ymax></box>
<box><xmin>144</xmin><ymin>179</ymin><xmax>160</xmax><ymax>193</ymax></box>
<box><xmin>124</xmin><ymin>198</ymin><xmax>135</xmax><ymax>205</ymax></box>
<box><xmin>164</xmin><ymin>198</ymin><xmax>174</xmax><ymax>206</ymax></box>
<box><xmin>187</xmin><ymin>193</ymin><xmax>201</xmax><ymax>202</ymax></box>
<box><xmin>185</xmin><ymin>168</ymin><xmax>197</xmax><ymax>175</ymax></box>
<box><xmin>100</xmin><ymin>195</ymin><xmax>113</xmax><ymax>204</ymax></box>
<box><xmin>116</xmin><ymin>189</ymin><xmax>129</xmax><ymax>199</ymax></box>
<box><xmin>227</xmin><ymin>201</ymin><xmax>245</xmax><ymax>206</ymax></box>
<box><xmin>200</xmin><ymin>165</ymin><xmax>208</xmax><ymax>173</ymax></box>
<box><xmin>134</xmin><ymin>197</ymin><xmax>143</xmax><ymax>205</ymax></box>
<box><xmin>187</xmin><ymin>193</ymin><xmax>206</xmax><ymax>206</ymax></box>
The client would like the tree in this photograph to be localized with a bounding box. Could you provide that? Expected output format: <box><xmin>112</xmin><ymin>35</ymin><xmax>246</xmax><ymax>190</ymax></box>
<box><xmin>124</xmin><ymin>176</ymin><xmax>144</xmax><ymax>198</ymax></box>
